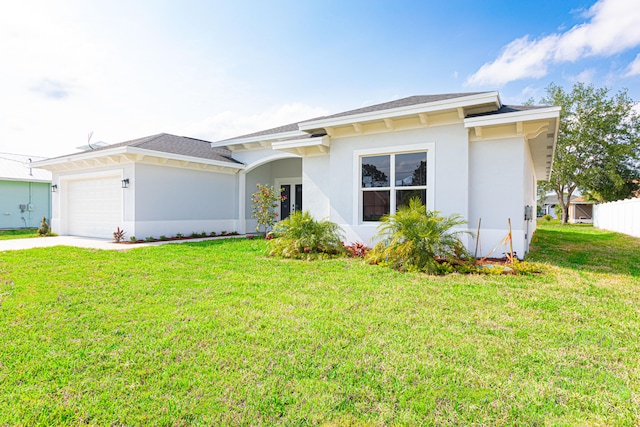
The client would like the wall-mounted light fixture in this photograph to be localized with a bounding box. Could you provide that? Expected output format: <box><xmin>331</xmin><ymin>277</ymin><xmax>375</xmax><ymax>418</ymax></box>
<box><xmin>51</xmin><ymin>184</ymin><xmax>58</xmax><ymax>192</ymax></box>
<box><xmin>121</xmin><ymin>178</ymin><xmax>130</xmax><ymax>189</ymax></box>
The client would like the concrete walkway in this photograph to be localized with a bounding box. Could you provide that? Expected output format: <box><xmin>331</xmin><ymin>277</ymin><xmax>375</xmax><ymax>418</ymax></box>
<box><xmin>0</xmin><ymin>235</ymin><xmax>237</xmax><ymax>252</ymax></box>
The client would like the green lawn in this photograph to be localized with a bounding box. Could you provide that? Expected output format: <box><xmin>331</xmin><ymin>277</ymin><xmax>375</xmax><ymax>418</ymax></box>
<box><xmin>0</xmin><ymin>224</ymin><xmax>639</xmax><ymax>425</ymax></box>
<box><xmin>0</xmin><ymin>228</ymin><xmax>38</xmax><ymax>240</ymax></box>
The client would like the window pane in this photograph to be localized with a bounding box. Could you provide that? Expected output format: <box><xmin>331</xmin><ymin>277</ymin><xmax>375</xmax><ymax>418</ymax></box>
<box><xmin>362</xmin><ymin>155</ymin><xmax>390</xmax><ymax>188</ymax></box>
<box><xmin>396</xmin><ymin>189</ymin><xmax>426</xmax><ymax>210</ymax></box>
<box><xmin>395</xmin><ymin>152</ymin><xmax>426</xmax><ymax>186</ymax></box>
<box><xmin>363</xmin><ymin>191</ymin><xmax>390</xmax><ymax>221</ymax></box>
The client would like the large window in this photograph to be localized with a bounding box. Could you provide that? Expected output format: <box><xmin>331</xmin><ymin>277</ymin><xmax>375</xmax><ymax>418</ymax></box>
<box><xmin>361</xmin><ymin>151</ymin><xmax>427</xmax><ymax>221</ymax></box>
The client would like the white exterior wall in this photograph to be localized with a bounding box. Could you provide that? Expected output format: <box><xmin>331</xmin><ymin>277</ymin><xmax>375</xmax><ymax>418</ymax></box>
<box><xmin>326</xmin><ymin>125</ymin><xmax>469</xmax><ymax>245</ymax></box>
<box><xmin>522</xmin><ymin>139</ymin><xmax>537</xmax><ymax>253</ymax></box>
<box><xmin>131</xmin><ymin>163</ymin><xmax>239</xmax><ymax>239</ymax></box>
<box><xmin>303</xmin><ymin>156</ymin><xmax>331</xmax><ymax>219</ymax></box>
<box><xmin>469</xmin><ymin>136</ymin><xmax>529</xmax><ymax>259</ymax></box>
<box><xmin>594</xmin><ymin>198</ymin><xmax>640</xmax><ymax>237</ymax></box>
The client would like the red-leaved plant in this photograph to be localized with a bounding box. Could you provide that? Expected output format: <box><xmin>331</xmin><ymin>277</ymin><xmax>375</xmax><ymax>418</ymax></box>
<box><xmin>344</xmin><ymin>242</ymin><xmax>370</xmax><ymax>258</ymax></box>
<box><xmin>113</xmin><ymin>227</ymin><xmax>126</xmax><ymax>243</ymax></box>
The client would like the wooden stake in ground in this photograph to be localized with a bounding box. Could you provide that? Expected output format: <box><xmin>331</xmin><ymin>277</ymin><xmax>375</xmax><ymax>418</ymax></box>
<box><xmin>474</xmin><ymin>218</ymin><xmax>481</xmax><ymax>258</ymax></box>
<box><xmin>508</xmin><ymin>218</ymin><xmax>514</xmax><ymax>263</ymax></box>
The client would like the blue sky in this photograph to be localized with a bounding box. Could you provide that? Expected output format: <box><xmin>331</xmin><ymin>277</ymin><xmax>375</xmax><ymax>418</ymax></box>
<box><xmin>2</xmin><ymin>0</ymin><xmax>639</xmax><ymax>157</ymax></box>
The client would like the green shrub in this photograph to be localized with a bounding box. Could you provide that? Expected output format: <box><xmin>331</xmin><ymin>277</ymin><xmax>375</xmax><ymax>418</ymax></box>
<box><xmin>554</xmin><ymin>204</ymin><xmax>563</xmax><ymax>220</ymax></box>
<box><xmin>512</xmin><ymin>260</ymin><xmax>546</xmax><ymax>275</ymax></box>
<box><xmin>269</xmin><ymin>210</ymin><xmax>344</xmax><ymax>259</ymax></box>
<box><xmin>543</xmin><ymin>214</ymin><xmax>552</xmax><ymax>221</ymax></box>
<box><xmin>37</xmin><ymin>217</ymin><xmax>50</xmax><ymax>237</ymax></box>
<box><xmin>365</xmin><ymin>198</ymin><xmax>471</xmax><ymax>274</ymax></box>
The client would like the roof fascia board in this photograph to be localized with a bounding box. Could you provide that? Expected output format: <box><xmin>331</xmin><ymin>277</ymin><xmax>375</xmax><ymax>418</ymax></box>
<box><xmin>299</xmin><ymin>92</ymin><xmax>500</xmax><ymax>130</ymax></box>
<box><xmin>0</xmin><ymin>177</ymin><xmax>52</xmax><ymax>183</ymax></box>
<box><xmin>32</xmin><ymin>146</ymin><xmax>244</xmax><ymax>170</ymax></box>
<box><xmin>123</xmin><ymin>146</ymin><xmax>245</xmax><ymax>169</ymax></box>
<box><xmin>271</xmin><ymin>136</ymin><xmax>330</xmax><ymax>150</ymax></box>
<box><xmin>31</xmin><ymin>146</ymin><xmax>130</xmax><ymax>167</ymax></box>
<box><xmin>212</xmin><ymin>130</ymin><xmax>308</xmax><ymax>147</ymax></box>
<box><xmin>464</xmin><ymin>106</ymin><xmax>561</xmax><ymax>128</ymax></box>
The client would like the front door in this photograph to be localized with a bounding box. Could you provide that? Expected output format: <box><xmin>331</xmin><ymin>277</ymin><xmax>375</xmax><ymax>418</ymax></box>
<box><xmin>277</xmin><ymin>180</ymin><xmax>302</xmax><ymax>220</ymax></box>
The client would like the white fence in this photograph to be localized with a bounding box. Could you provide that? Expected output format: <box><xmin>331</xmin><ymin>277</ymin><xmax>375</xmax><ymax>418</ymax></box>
<box><xmin>593</xmin><ymin>198</ymin><xmax>640</xmax><ymax>238</ymax></box>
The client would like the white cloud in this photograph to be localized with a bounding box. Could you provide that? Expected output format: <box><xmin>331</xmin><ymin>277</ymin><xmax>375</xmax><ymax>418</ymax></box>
<box><xmin>466</xmin><ymin>35</ymin><xmax>558</xmax><ymax>86</ymax></box>
<box><xmin>31</xmin><ymin>79</ymin><xmax>73</xmax><ymax>99</ymax></box>
<box><xmin>0</xmin><ymin>1</ymin><xmax>248</xmax><ymax>156</ymax></box>
<box><xmin>568</xmin><ymin>68</ymin><xmax>596</xmax><ymax>84</ymax></box>
<box><xmin>181</xmin><ymin>103</ymin><xmax>329</xmax><ymax>142</ymax></box>
<box><xmin>520</xmin><ymin>85</ymin><xmax>539</xmax><ymax>100</ymax></box>
<box><xmin>467</xmin><ymin>0</ymin><xmax>640</xmax><ymax>86</ymax></box>
<box><xmin>555</xmin><ymin>0</ymin><xmax>640</xmax><ymax>61</ymax></box>
<box><xmin>625</xmin><ymin>53</ymin><xmax>640</xmax><ymax>76</ymax></box>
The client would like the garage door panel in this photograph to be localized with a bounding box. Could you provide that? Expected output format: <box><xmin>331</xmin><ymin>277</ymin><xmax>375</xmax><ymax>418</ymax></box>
<box><xmin>67</xmin><ymin>176</ymin><xmax>123</xmax><ymax>238</ymax></box>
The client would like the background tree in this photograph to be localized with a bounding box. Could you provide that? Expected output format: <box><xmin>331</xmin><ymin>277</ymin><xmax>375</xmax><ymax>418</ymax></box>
<box><xmin>362</xmin><ymin>164</ymin><xmax>388</xmax><ymax>187</ymax></box>
<box><xmin>541</xmin><ymin>83</ymin><xmax>640</xmax><ymax>223</ymax></box>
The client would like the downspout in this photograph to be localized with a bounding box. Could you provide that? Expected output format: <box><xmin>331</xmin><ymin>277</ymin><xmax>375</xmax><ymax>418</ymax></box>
<box><xmin>28</xmin><ymin>158</ymin><xmax>33</xmax><ymax>227</ymax></box>
<box><xmin>238</xmin><ymin>171</ymin><xmax>246</xmax><ymax>234</ymax></box>
<box><xmin>29</xmin><ymin>181</ymin><xmax>33</xmax><ymax>227</ymax></box>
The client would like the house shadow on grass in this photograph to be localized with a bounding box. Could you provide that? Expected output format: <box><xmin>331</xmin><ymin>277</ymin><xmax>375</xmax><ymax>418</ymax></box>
<box><xmin>527</xmin><ymin>225</ymin><xmax>640</xmax><ymax>277</ymax></box>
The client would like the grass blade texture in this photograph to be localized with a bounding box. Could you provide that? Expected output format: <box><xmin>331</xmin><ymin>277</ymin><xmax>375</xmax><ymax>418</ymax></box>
<box><xmin>0</xmin><ymin>223</ymin><xmax>639</xmax><ymax>425</ymax></box>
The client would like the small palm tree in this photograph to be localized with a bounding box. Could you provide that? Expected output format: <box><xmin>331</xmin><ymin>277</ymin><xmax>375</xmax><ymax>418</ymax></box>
<box><xmin>366</xmin><ymin>198</ymin><xmax>470</xmax><ymax>273</ymax></box>
<box><xmin>270</xmin><ymin>210</ymin><xmax>344</xmax><ymax>258</ymax></box>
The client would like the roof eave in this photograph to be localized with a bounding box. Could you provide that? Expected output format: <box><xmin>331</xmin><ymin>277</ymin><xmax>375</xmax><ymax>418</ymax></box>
<box><xmin>212</xmin><ymin>130</ymin><xmax>309</xmax><ymax>148</ymax></box>
<box><xmin>299</xmin><ymin>92</ymin><xmax>501</xmax><ymax>130</ymax></box>
<box><xmin>31</xmin><ymin>146</ymin><xmax>130</xmax><ymax>168</ymax></box>
<box><xmin>32</xmin><ymin>145</ymin><xmax>244</xmax><ymax>170</ymax></box>
<box><xmin>0</xmin><ymin>177</ymin><xmax>52</xmax><ymax>183</ymax></box>
<box><xmin>125</xmin><ymin>146</ymin><xmax>244</xmax><ymax>169</ymax></box>
<box><xmin>463</xmin><ymin>106</ymin><xmax>561</xmax><ymax>128</ymax></box>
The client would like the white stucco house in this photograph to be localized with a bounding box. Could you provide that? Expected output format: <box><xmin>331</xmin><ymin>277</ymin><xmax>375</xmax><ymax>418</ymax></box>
<box><xmin>34</xmin><ymin>92</ymin><xmax>560</xmax><ymax>257</ymax></box>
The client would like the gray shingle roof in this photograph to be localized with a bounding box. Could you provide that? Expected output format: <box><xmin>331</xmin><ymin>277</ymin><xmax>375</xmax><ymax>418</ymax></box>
<box><xmin>216</xmin><ymin>121</ymin><xmax>308</xmax><ymax>143</ymax></box>
<box><xmin>301</xmin><ymin>92</ymin><xmax>492</xmax><ymax>122</ymax></box>
<box><xmin>56</xmin><ymin>133</ymin><xmax>241</xmax><ymax>165</ymax></box>
<box><xmin>220</xmin><ymin>92</ymin><xmax>493</xmax><ymax>142</ymax></box>
<box><xmin>465</xmin><ymin>104</ymin><xmax>551</xmax><ymax>118</ymax></box>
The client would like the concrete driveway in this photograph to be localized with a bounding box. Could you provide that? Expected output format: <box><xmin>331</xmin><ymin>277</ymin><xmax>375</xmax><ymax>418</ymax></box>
<box><xmin>0</xmin><ymin>235</ymin><xmax>233</xmax><ymax>252</ymax></box>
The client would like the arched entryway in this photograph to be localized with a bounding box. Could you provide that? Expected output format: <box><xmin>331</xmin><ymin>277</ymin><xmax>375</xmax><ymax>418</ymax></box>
<box><xmin>241</xmin><ymin>156</ymin><xmax>302</xmax><ymax>232</ymax></box>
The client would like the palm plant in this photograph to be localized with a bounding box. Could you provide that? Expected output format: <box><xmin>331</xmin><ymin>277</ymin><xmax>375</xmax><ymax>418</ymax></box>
<box><xmin>269</xmin><ymin>210</ymin><xmax>344</xmax><ymax>259</ymax></box>
<box><xmin>366</xmin><ymin>198</ymin><xmax>470</xmax><ymax>273</ymax></box>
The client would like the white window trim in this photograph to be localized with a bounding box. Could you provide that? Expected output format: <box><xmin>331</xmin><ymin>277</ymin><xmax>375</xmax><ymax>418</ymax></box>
<box><xmin>352</xmin><ymin>142</ymin><xmax>435</xmax><ymax>225</ymax></box>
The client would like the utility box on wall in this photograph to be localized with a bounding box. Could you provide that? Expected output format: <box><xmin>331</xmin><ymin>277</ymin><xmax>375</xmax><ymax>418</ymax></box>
<box><xmin>524</xmin><ymin>205</ymin><xmax>534</xmax><ymax>221</ymax></box>
<box><xmin>0</xmin><ymin>181</ymin><xmax>51</xmax><ymax>229</ymax></box>
<box><xmin>0</xmin><ymin>153</ymin><xmax>52</xmax><ymax>229</ymax></box>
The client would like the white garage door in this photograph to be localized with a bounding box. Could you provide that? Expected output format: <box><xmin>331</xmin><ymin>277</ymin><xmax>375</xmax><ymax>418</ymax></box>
<box><xmin>67</xmin><ymin>176</ymin><xmax>123</xmax><ymax>238</ymax></box>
